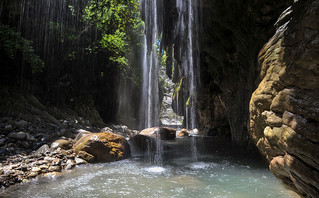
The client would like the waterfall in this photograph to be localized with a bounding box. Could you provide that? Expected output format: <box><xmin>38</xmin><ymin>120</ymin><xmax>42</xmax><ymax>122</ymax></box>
<box><xmin>141</xmin><ymin>0</ymin><xmax>162</xmax><ymax>166</ymax></box>
<box><xmin>175</xmin><ymin>0</ymin><xmax>201</xmax><ymax>161</ymax></box>
<box><xmin>141</xmin><ymin>0</ymin><xmax>201</xmax><ymax>163</ymax></box>
<box><xmin>140</xmin><ymin>0</ymin><xmax>160</xmax><ymax>129</ymax></box>
<box><xmin>175</xmin><ymin>0</ymin><xmax>200</xmax><ymax>130</ymax></box>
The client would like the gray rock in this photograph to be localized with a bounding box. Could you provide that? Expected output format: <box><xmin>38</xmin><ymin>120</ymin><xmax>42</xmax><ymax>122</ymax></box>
<box><xmin>74</xmin><ymin>157</ymin><xmax>88</xmax><ymax>165</ymax></box>
<box><xmin>0</xmin><ymin>138</ymin><xmax>6</xmax><ymax>147</ymax></box>
<box><xmin>26</xmin><ymin>133</ymin><xmax>36</xmax><ymax>142</ymax></box>
<box><xmin>35</xmin><ymin>144</ymin><xmax>50</xmax><ymax>154</ymax></box>
<box><xmin>7</xmin><ymin>131</ymin><xmax>27</xmax><ymax>140</ymax></box>
<box><xmin>21</xmin><ymin>141</ymin><xmax>30</xmax><ymax>149</ymax></box>
<box><xmin>64</xmin><ymin>159</ymin><xmax>75</xmax><ymax>170</ymax></box>
<box><xmin>16</xmin><ymin>120</ymin><xmax>28</xmax><ymax>128</ymax></box>
<box><xmin>4</xmin><ymin>125</ymin><xmax>13</xmax><ymax>132</ymax></box>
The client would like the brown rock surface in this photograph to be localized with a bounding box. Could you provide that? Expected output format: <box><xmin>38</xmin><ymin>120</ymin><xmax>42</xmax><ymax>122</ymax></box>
<box><xmin>73</xmin><ymin>132</ymin><xmax>130</xmax><ymax>163</ymax></box>
<box><xmin>139</xmin><ymin>127</ymin><xmax>176</xmax><ymax>140</ymax></box>
<box><xmin>249</xmin><ymin>1</ymin><xmax>319</xmax><ymax>197</ymax></box>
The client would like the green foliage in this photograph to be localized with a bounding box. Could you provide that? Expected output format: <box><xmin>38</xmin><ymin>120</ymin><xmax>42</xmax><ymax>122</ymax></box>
<box><xmin>83</xmin><ymin>0</ymin><xmax>143</xmax><ymax>68</ymax></box>
<box><xmin>0</xmin><ymin>24</ymin><xmax>45</xmax><ymax>73</ymax></box>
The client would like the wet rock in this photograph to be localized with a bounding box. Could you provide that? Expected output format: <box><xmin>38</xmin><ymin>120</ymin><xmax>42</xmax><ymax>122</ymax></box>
<box><xmin>50</xmin><ymin>139</ymin><xmax>72</xmax><ymax>150</ymax></box>
<box><xmin>139</xmin><ymin>127</ymin><xmax>176</xmax><ymax>140</ymax></box>
<box><xmin>73</xmin><ymin>132</ymin><xmax>130</xmax><ymax>163</ymax></box>
<box><xmin>7</xmin><ymin>131</ymin><xmax>27</xmax><ymax>140</ymax></box>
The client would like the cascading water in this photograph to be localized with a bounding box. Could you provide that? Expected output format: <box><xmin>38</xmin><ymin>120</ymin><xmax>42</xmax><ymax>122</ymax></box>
<box><xmin>140</xmin><ymin>0</ymin><xmax>160</xmax><ymax>129</ymax></box>
<box><xmin>140</xmin><ymin>0</ymin><xmax>162</xmax><ymax>165</ymax></box>
<box><xmin>175</xmin><ymin>0</ymin><xmax>201</xmax><ymax>161</ymax></box>
<box><xmin>141</xmin><ymin>0</ymin><xmax>202</xmax><ymax>163</ymax></box>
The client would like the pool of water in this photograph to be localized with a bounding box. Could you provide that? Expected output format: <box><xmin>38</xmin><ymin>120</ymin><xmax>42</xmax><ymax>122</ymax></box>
<box><xmin>1</xmin><ymin>138</ymin><xmax>299</xmax><ymax>198</ymax></box>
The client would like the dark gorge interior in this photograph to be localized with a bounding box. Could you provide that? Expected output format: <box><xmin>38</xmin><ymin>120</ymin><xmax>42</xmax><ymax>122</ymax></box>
<box><xmin>0</xmin><ymin>0</ymin><xmax>318</xmax><ymax>197</ymax></box>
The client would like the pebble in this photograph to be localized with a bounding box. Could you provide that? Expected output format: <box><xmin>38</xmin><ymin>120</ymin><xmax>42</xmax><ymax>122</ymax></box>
<box><xmin>48</xmin><ymin>165</ymin><xmax>61</xmax><ymax>172</ymax></box>
<box><xmin>31</xmin><ymin>167</ymin><xmax>41</xmax><ymax>173</ymax></box>
<box><xmin>28</xmin><ymin>172</ymin><xmax>38</xmax><ymax>178</ymax></box>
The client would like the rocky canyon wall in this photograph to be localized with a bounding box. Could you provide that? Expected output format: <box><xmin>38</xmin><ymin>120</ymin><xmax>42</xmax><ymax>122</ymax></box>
<box><xmin>196</xmin><ymin>0</ymin><xmax>293</xmax><ymax>143</ymax></box>
<box><xmin>249</xmin><ymin>0</ymin><xmax>319</xmax><ymax>197</ymax></box>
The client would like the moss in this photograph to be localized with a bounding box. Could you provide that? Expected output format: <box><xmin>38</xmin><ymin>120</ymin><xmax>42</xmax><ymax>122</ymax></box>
<box><xmin>186</xmin><ymin>97</ymin><xmax>191</xmax><ymax>107</ymax></box>
<box><xmin>173</xmin><ymin>77</ymin><xmax>184</xmax><ymax>102</ymax></box>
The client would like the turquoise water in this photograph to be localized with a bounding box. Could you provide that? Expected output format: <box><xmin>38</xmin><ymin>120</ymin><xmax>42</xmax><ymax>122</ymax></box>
<box><xmin>1</xmin><ymin>138</ymin><xmax>299</xmax><ymax>198</ymax></box>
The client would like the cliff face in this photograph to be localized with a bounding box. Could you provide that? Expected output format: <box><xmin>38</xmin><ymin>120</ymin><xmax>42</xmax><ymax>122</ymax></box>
<box><xmin>197</xmin><ymin>0</ymin><xmax>292</xmax><ymax>143</ymax></box>
<box><xmin>249</xmin><ymin>0</ymin><xmax>319</xmax><ymax>196</ymax></box>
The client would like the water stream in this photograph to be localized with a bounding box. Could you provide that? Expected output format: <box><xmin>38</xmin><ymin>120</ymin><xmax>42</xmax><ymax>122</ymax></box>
<box><xmin>0</xmin><ymin>138</ymin><xmax>298</xmax><ymax>198</ymax></box>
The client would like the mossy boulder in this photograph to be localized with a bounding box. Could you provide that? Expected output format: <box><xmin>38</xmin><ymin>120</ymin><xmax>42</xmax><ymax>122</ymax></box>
<box><xmin>73</xmin><ymin>132</ymin><xmax>130</xmax><ymax>163</ymax></box>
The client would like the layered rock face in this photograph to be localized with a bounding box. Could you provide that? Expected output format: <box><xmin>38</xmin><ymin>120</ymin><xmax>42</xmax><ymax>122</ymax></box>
<box><xmin>249</xmin><ymin>1</ymin><xmax>319</xmax><ymax>196</ymax></box>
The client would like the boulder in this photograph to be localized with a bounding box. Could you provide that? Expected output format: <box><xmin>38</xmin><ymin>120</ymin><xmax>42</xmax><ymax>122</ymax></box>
<box><xmin>178</xmin><ymin>129</ymin><xmax>189</xmax><ymax>137</ymax></box>
<box><xmin>139</xmin><ymin>127</ymin><xmax>176</xmax><ymax>140</ymax></box>
<box><xmin>73</xmin><ymin>132</ymin><xmax>130</xmax><ymax>163</ymax></box>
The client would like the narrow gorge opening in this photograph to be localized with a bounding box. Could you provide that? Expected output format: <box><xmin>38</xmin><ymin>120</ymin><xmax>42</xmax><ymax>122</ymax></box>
<box><xmin>0</xmin><ymin>0</ymin><xmax>316</xmax><ymax>197</ymax></box>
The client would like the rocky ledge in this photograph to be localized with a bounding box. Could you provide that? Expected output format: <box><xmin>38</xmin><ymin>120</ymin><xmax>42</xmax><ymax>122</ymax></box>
<box><xmin>249</xmin><ymin>1</ymin><xmax>319</xmax><ymax>197</ymax></box>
